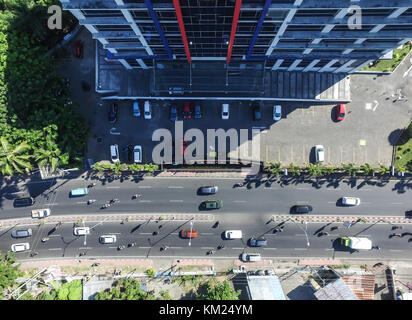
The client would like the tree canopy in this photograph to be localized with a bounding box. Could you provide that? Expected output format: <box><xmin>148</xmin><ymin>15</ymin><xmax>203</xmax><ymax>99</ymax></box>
<box><xmin>197</xmin><ymin>280</ymin><xmax>241</xmax><ymax>300</ymax></box>
<box><xmin>94</xmin><ymin>278</ymin><xmax>155</xmax><ymax>300</ymax></box>
<box><xmin>0</xmin><ymin>251</ymin><xmax>24</xmax><ymax>299</ymax></box>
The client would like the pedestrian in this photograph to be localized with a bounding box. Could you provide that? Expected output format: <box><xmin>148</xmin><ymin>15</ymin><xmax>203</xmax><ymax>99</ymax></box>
<box><xmin>158</xmin><ymin>225</ymin><xmax>163</xmax><ymax>229</ymax></box>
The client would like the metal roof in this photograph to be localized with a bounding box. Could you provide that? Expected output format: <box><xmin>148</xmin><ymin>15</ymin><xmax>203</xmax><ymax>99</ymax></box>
<box><xmin>341</xmin><ymin>274</ymin><xmax>375</xmax><ymax>300</ymax></box>
<box><xmin>247</xmin><ymin>275</ymin><xmax>286</xmax><ymax>300</ymax></box>
<box><xmin>314</xmin><ymin>278</ymin><xmax>359</xmax><ymax>300</ymax></box>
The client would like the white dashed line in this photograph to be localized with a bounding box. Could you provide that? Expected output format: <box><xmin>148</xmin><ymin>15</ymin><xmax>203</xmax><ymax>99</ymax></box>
<box><xmin>233</xmin><ymin>200</ymin><xmax>246</xmax><ymax>203</ymax></box>
<box><xmin>294</xmin><ymin>248</ymin><xmax>307</xmax><ymax>250</ymax></box>
<box><xmin>169</xmin><ymin>200</ymin><xmax>183</xmax><ymax>202</ymax></box>
<box><xmin>106</xmin><ymin>186</ymin><xmax>120</xmax><ymax>189</ymax></box>
<box><xmin>233</xmin><ymin>247</ymin><xmax>244</xmax><ymax>250</ymax></box>
<box><xmin>170</xmin><ymin>247</ymin><xmax>182</xmax><ymax>249</ymax></box>
<box><xmin>201</xmin><ymin>233</ymin><xmax>214</xmax><ymax>235</ymax></box>
<box><xmin>168</xmin><ymin>186</ymin><xmax>183</xmax><ymax>189</ymax></box>
<box><xmin>140</xmin><ymin>233</ymin><xmax>152</xmax><ymax>235</ymax></box>
<box><xmin>79</xmin><ymin>247</ymin><xmax>92</xmax><ymax>250</ymax></box>
<box><xmin>49</xmin><ymin>234</ymin><xmax>61</xmax><ymax>237</ymax></box>
<box><xmin>263</xmin><ymin>248</ymin><xmax>277</xmax><ymax>250</ymax></box>
<box><xmin>108</xmin><ymin>246</ymin><xmax>117</xmax><ymax>249</ymax></box>
<box><xmin>138</xmin><ymin>186</ymin><xmax>152</xmax><ymax>189</ymax></box>
<box><xmin>391</xmin><ymin>203</ymin><xmax>403</xmax><ymax>205</ymax></box>
<box><xmin>201</xmin><ymin>247</ymin><xmax>215</xmax><ymax>249</ymax></box>
<box><xmin>76</xmin><ymin>201</ymin><xmax>87</xmax><ymax>204</ymax></box>
<box><xmin>139</xmin><ymin>200</ymin><xmax>152</xmax><ymax>203</ymax></box>
<box><xmin>325</xmin><ymin>248</ymin><xmax>334</xmax><ymax>251</ymax></box>
<box><xmin>390</xmin><ymin>249</ymin><xmax>403</xmax><ymax>252</ymax></box>
<box><xmin>48</xmin><ymin>248</ymin><xmax>62</xmax><ymax>251</ymax></box>
<box><xmin>327</xmin><ymin>202</ymin><xmax>335</xmax><ymax>204</ymax></box>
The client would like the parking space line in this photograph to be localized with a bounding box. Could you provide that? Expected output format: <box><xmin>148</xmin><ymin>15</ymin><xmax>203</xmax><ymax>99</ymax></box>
<box><xmin>291</xmin><ymin>145</ymin><xmax>293</xmax><ymax>163</ymax></box>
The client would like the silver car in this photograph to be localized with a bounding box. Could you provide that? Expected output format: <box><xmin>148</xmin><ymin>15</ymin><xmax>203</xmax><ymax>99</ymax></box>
<box><xmin>241</xmin><ymin>253</ymin><xmax>261</xmax><ymax>262</ymax></box>
<box><xmin>11</xmin><ymin>243</ymin><xmax>30</xmax><ymax>252</ymax></box>
<box><xmin>11</xmin><ymin>229</ymin><xmax>32</xmax><ymax>238</ymax></box>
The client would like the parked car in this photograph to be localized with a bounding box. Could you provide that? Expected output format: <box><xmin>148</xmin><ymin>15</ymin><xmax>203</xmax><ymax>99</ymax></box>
<box><xmin>194</xmin><ymin>104</ymin><xmax>202</xmax><ymax>119</ymax></box>
<box><xmin>133</xmin><ymin>101</ymin><xmax>141</xmax><ymax>117</ymax></box>
<box><xmin>11</xmin><ymin>229</ymin><xmax>32</xmax><ymax>239</ymax></box>
<box><xmin>183</xmin><ymin>102</ymin><xmax>192</xmax><ymax>119</ymax></box>
<box><xmin>133</xmin><ymin>145</ymin><xmax>142</xmax><ymax>163</ymax></box>
<box><xmin>273</xmin><ymin>105</ymin><xmax>282</xmax><ymax>121</ymax></box>
<box><xmin>108</xmin><ymin>103</ymin><xmax>118</xmax><ymax>123</ymax></box>
<box><xmin>180</xmin><ymin>229</ymin><xmax>198</xmax><ymax>239</ymax></box>
<box><xmin>315</xmin><ymin>145</ymin><xmax>325</xmax><ymax>163</ymax></box>
<box><xmin>342</xmin><ymin>197</ymin><xmax>360</xmax><ymax>206</ymax></box>
<box><xmin>122</xmin><ymin>146</ymin><xmax>131</xmax><ymax>163</ymax></box>
<box><xmin>198</xmin><ymin>186</ymin><xmax>218</xmax><ymax>195</ymax></box>
<box><xmin>170</xmin><ymin>104</ymin><xmax>178</xmax><ymax>121</ymax></box>
<box><xmin>336</xmin><ymin>104</ymin><xmax>346</xmax><ymax>121</ymax></box>
<box><xmin>252</xmin><ymin>104</ymin><xmax>261</xmax><ymax>121</ymax></box>
<box><xmin>144</xmin><ymin>100</ymin><xmax>152</xmax><ymax>119</ymax></box>
<box><xmin>110</xmin><ymin>144</ymin><xmax>120</xmax><ymax>163</ymax></box>
<box><xmin>241</xmin><ymin>253</ymin><xmax>261</xmax><ymax>262</ymax></box>
<box><xmin>291</xmin><ymin>204</ymin><xmax>313</xmax><ymax>214</ymax></box>
<box><xmin>70</xmin><ymin>188</ymin><xmax>88</xmax><ymax>197</ymax></box>
<box><xmin>13</xmin><ymin>197</ymin><xmax>35</xmax><ymax>207</ymax></box>
<box><xmin>74</xmin><ymin>40</ymin><xmax>83</xmax><ymax>58</ymax></box>
<box><xmin>99</xmin><ymin>235</ymin><xmax>117</xmax><ymax>244</ymax></box>
<box><xmin>201</xmin><ymin>200</ymin><xmax>223</xmax><ymax>210</ymax></box>
<box><xmin>248</xmin><ymin>237</ymin><xmax>267</xmax><ymax>247</ymax></box>
<box><xmin>222</xmin><ymin>103</ymin><xmax>229</xmax><ymax>120</ymax></box>
<box><xmin>74</xmin><ymin>227</ymin><xmax>90</xmax><ymax>236</ymax></box>
<box><xmin>224</xmin><ymin>230</ymin><xmax>242</xmax><ymax>239</ymax></box>
<box><xmin>11</xmin><ymin>243</ymin><xmax>30</xmax><ymax>252</ymax></box>
<box><xmin>169</xmin><ymin>87</ymin><xmax>184</xmax><ymax>95</ymax></box>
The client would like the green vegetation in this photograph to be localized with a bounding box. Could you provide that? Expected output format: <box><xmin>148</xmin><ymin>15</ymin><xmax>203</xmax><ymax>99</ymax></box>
<box><xmin>146</xmin><ymin>268</ymin><xmax>155</xmax><ymax>278</ymax></box>
<box><xmin>37</xmin><ymin>280</ymin><xmax>82</xmax><ymax>300</ymax></box>
<box><xmin>93</xmin><ymin>162</ymin><xmax>159</xmax><ymax>174</ymax></box>
<box><xmin>394</xmin><ymin>122</ymin><xmax>412</xmax><ymax>172</ymax></box>
<box><xmin>196</xmin><ymin>279</ymin><xmax>241</xmax><ymax>300</ymax></box>
<box><xmin>0</xmin><ymin>0</ymin><xmax>87</xmax><ymax>176</ymax></box>
<box><xmin>329</xmin><ymin>264</ymin><xmax>350</xmax><ymax>269</ymax></box>
<box><xmin>94</xmin><ymin>278</ymin><xmax>155</xmax><ymax>300</ymax></box>
<box><xmin>265</xmin><ymin>162</ymin><xmax>283</xmax><ymax>177</ymax></box>
<box><xmin>360</xmin><ymin>42</ymin><xmax>411</xmax><ymax>72</ymax></box>
<box><xmin>0</xmin><ymin>251</ymin><xmax>24</xmax><ymax>299</ymax></box>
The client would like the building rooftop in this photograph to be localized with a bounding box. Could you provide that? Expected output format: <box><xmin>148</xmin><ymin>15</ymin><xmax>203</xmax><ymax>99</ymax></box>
<box><xmin>247</xmin><ymin>275</ymin><xmax>286</xmax><ymax>300</ymax></box>
<box><xmin>314</xmin><ymin>278</ymin><xmax>359</xmax><ymax>300</ymax></box>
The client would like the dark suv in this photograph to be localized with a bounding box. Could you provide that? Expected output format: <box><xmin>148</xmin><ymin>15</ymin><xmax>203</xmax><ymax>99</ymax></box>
<box><xmin>108</xmin><ymin>103</ymin><xmax>118</xmax><ymax>123</ymax></box>
<box><xmin>198</xmin><ymin>186</ymin><xmax>218</xmax><ymax>195</ymax></box>
<box><xmin>252</xmin><ymin>104</ymin><xmax>261</xmax><ymax>121</ymax></box>
<box><xmin>248</xmin><ymin>237</ymin><xmax>267</xmax><ymax>247</ymax></box>
<box><xmin>13</xmin><ymin>197</ymin><xmax>35</xmax><ymax>207</ymax></box>
<box><xmin>291</xmin><ymin>204</ymin><xmax>313</xmax><ymax>214</ymax></box>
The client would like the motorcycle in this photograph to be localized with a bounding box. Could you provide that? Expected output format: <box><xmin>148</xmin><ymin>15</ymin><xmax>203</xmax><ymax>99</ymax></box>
<box><xmin>128</xmin><ymin>243</ymin><xmax>136</xmax><ymax>248</ymax></box>
<box><xmin>207</xmin><ymin>250</ymin><xmax>215</xmax><ymax>255</ymax></box>
<box><xmin>88</xmin><ymin>183</ymin><xmax>96</xmax><ymax>188</ymax></box>
<box><xmin>41</xmin><ymin>237</ymin><xmax>50</xmax><ymax>242</ymax></box>
<box><xmin>213</xmin><ymin>221</ymin><xmax>220</xmax><ymax>228</ymax></box>
<box><xmin>234</xmin><ymin>183</ymin><xmax>244</xmax><ymax>188</ymax></box>
<box><xmin>117</xmin><ymin>244</ymin><xmax>126</xmax><ymax>251</ymax></box>
<box><xmin>132</xmin><ymin>194</ymin><xmax>141</xmax><ymax>199</ymax></box>
<box><xmin>87</xmin><ymin>199</ymin><xmax>96</xmax><ymax>205</ymax></box>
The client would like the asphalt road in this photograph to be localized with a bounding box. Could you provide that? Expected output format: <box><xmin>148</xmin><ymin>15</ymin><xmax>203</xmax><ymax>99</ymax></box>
<box><xmin>2</xmin><ymin>218</ymin><xmax>412</xmax><ymax>261</ymax></box>
<box><xmin>1</xmin><ymin>176</ymin><xmax>411</xmax><ymax>220</ymax></box>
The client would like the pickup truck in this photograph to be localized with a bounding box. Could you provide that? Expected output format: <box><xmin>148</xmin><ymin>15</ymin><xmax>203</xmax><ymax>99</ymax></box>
<box><xmin>31</xmin><ymin>208</ymin><xmax>51</xmax><ymax>219</ymax></box>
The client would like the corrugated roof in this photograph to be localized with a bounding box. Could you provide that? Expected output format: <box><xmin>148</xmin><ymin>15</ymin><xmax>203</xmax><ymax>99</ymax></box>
<box><xmin>247</xmin><ymin>276</ymin><xmax>286</xmax><ymax>300</ymax></box>
<box><xmin>341</xmin><ymin>274</ymin><xmax>375</xmax><ymax>300</ymax></box>
<box><xmin>314</xmin><ymin>278</ymin><xmax>359</xmax><ymax>300</ymax></box>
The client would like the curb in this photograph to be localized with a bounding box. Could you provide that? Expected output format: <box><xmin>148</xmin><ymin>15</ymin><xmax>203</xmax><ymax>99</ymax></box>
<box><xmin>0</xmin><ymin>213</ymin><xmax>214</xmax><ymax>228</ymax></box>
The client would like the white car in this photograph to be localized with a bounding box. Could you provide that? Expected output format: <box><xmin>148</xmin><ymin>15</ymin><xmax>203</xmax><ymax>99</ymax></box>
<box><xmin>144</xmin><ymin>100</ymin><xmax>152</xmax><ymax>119</ymax></box>
<box><xmin>315</xmin><ymin>145</ymin><xmax>325</xmax><ymax>163</ymax></box>
<box><xmin>11</xmin><ymin>243</ymin><xmax>30</xmax><ymax>252</ymax></box>
<box><xmin>241</xmin><ymin>253</ymin><xmax>261</xmax><ymax>262</ymax></box>
<box><xmin>74</xmin><ymin>227</ymin><xmax>90</xmax><ymax>236</ymax></box>
<box><xmin>99</xmin><ymin>235</ymin><xmax>117</xmax><ymax>244</ymax></box>
<box><xmin>342</xmin><ymin>197</ymin><xmax>361</xmax><ymax>206</ymax></box>
<box><xmin>221</xmin><ymin>104</ymin><xmax>229</xmax><ymax>120</ymax></box>
<box><xmin>273</xmin><ymin>105</ymin><xmax>282</xmax><ymax>121</ymax></box>
<box><xmin>224</xmin><ymin>230</ymin><xmax>242</xmax><ymax>239</ymax></box>
<box><xmin>110</xmin><ymin>144</ymin><xmax>120</xmax><ymax>163</ymax></box>
<box><xmin>134</xmin><ymin>145</ymin><xmax>142</xmax><ymax>163</ymax></box>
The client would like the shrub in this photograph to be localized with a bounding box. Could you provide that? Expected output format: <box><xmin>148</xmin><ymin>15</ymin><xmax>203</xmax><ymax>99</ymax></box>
<box><xmin>146</xmin><ymin>268</ymin><xmax>155</xmax><ymax>277</ymax></box>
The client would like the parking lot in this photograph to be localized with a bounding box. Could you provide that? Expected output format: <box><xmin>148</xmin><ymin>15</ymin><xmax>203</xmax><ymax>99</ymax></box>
<box><xmin>88</xmin><ymin>96</ymin><xmax>407</xmax><ymax>167</ymax></box>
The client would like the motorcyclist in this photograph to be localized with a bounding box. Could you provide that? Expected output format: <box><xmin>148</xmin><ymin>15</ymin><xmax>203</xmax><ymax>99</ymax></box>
<box><xmin>133</xmin><ymin>194</ymin><xmax>141</xmax><ymax>199</ymax></box>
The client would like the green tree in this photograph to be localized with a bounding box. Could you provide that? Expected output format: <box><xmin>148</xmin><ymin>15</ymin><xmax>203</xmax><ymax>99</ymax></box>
<box><xmin>407</xmin><ymin>122</ymin><xmax>412</xmax><ymax>139</ymax></box>
<box><xmin>342</xmin><ymin>163</ymin><xmax>358</xmax><ymax>177</ymax></box>
<box><xmin>94</xmin><ymin>279</ymin><xmax>155</xmax><ymax>300</ymax></box>
<box><xmin>359</xmin><ymin>163</ymin><xmax>377</xmax><ymax>176</ymax></box>
<box><xmin>0</xmin><ymin>250</ymin><xmax>24</xmax><ymax>299</ymax></box>
<box><xmin>265</xmin><ymin>162</ymin><xmax>282</xmax><ymax>177</ymax></box>
<box><xmin>288</xmin><ymin>162</ymin><xmax>301</xmax><ymax>176</ymax></box>
<box><xmin>306</xmin><ymin>163</ymin><xmax>322</xmax><ymax>177</ymax></box>
<box><xmin>34</xmin><ymin>146</ymin><xmax>62</xmax><ymax>173</ymax></box>
<box><xmin>378</xmin><ymin>164</ymin><xmax>389</xmax><ymax>175</ymax></box>
<box><xmin>0</xmin><ymin>137</ymin><xmax>32</xmax><ymax>175</ymax></box>
<box><xmin>197</xmin><ymin>280</ymin><xmax>241</xmax><ymax>300</ymax></box>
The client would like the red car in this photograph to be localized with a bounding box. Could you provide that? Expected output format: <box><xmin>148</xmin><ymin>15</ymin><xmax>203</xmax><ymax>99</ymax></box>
<box><xmin>74</xmin><ymin>40</ymin><xmax>83</xmax><ymax>59</ymax></box>
<box><xmin>180</xmin><ymin>229</ymin><xmax>198</xmax><ymax>239</ymax></box>
<box><xmin>336</xmin><ymin>104</ymin><xmax>346</xmax><ymax>121</ymax></box>
<box><xmin>183</xmin><ymin>102</ymin><xmax>192</xmax><ymax>119</ymax></box>
<box><xmin>181</xmin><ymin>139</ymin><xmax>189</xmax><ymax>156</ymax></box>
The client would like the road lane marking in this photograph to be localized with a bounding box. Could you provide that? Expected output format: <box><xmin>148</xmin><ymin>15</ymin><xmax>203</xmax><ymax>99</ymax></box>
<box><xmin>325</xmin><ymin>248</ymin><xmax>334</xmax><ymax>251</ymax></box>
<box><xmin>48</xmin><ymin>248</ymin><xmax>62</xmax><ymax>251</ymax></box>
<box><xmin>327</xmin><ymin>202</ymin><xmax>335</xmax><ymax>204</ymax></box>
<box><xmin>168</xmin><ymin>186</ymin><xmax>183</xmax><ymax>189</ymax></box>
<box><xmin>169</xmin><ymin>200</ymin><xmax>183</xmax><ymax>202</ymax></box>
<box><xmin>233</xmin><ymin>200</ymin><xmax>246</xmax><ymax>203</ymax></box>
<box><xmin>263</xmin><ymin>248</ymin><xmax>277</xmax><ymax>250</ymax></box>
<box><xmin>140</xmin><ymin>247</ymin><xmax>151</xmax><ymax>249</ymax></box>
<box><xmin>294</xmin><ymin>248</ymin><xmax>307</xmax><ymax>250</ymax></box>
<box><xmin>106</xmin><ymin>186</ymin><xmax>120</xmax><ymax>189</ymax></box>
<box><xmin>76</xmin><ymin>201</ymin><xmax>87</xmax><ymax>204</ymax></box>
<box><xmin>48</xmin><ymin>203</ymin><xmax>59</xmax><ymax>206</ymax></box>
<box><xmin>140</xmin><ymin>233</ymin><xmax>152</xmax><ymax>235</ymax></box>
<box><xmin>296</xmin><ymin>188</ymin><xmax>309</xmax><ymax>190</ymax></box>
<box><xmin>108</xmin><ymin>246</ymin><xmax>117</xmax><ymax>249</ymax></box>
<box><xmin>201</xmin><ymin>247</ymin><xmax>215</xmax><ymax>249</ymax></box>
<box><xmin>79</xmin><ymin>247</ymin><xmax>92</xmax><ymax>250</ymax></box>
<box><xmin>390</xmin><ymin>249</ymin><xmax>403</xmax><ymax>252</ymax></box>
<box><xmin>138</xmin><ymin>186</ymin><xmax>152</xmax><ymax>188</ymax></box>
<box><xmin>201</xmin><ymin>233</ymin><xmax>214</xmax><ymax>235</ymax></box>
<box><xmin>49</xmin><ymin>234</ymin><xmax>61</xmax><ymax>237</ymax></box>
<box><xmin>170</xmin><ymin>247</ymin><xmax>182</xmax><ymax>249</ymax></box>
<box><xmin>391</xmin><ymin>203</ymin><xmax>403</xmax><ymax>205</ymax></box>
<box><xmin>139</xmin><ymin>200</ymin><xmax>152</xmax><ymax>203</ymax></box>
<box><xmin>233</xmin><ymin>247</ymin><xmax>244</xmax><ymax>250</ymax></box>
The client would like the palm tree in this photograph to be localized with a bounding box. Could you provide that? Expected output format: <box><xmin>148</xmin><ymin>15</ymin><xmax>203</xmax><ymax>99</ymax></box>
<box><xmin>265</xmin><ymin>162</ymin><xmax>282</xmax><ymax>177</ymax></box>
<box><xmin>342</xmin><ymin>163</ymin><xmax>358</xmax><ymax>177</ymax></box>
<box><xmin>307</xmin><ymin>163</ymin><xmax>322</xmax><ymax>177</ymax></box>
<box><xmin>288</xmin><ymin>163</ymin><xmax>301</xmax><ymax>176</ymax></box>
<box><xmin>0</xmin><ymin>137</ymin><xmax>32</xmax><ymax>175</ymax></box>
<box><xmin>34</xmin><ymin>147</ymin><xmax>62</xmax><ymax>173</ymax></box>
<box><xmin>379</xmin><ymin>164</ymin><xmax>389</xmax><ymax>175</ymax></box>
<box><xmin>359</xmin><ymin>163</ymin><xmax>377</xmax><ymax>176</ymax></box>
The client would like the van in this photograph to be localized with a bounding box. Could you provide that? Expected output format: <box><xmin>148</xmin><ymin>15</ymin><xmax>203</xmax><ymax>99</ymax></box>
<box><xmin>241</xmin><ymin>253</ymin><xmax>261</xmax><ymax>262</ymax></box>
<box><xmin>13</xmin><ymin>197</ymin><xmax>35</xmax><ymax>207</ymax></box>
<box><xmin>133</xmin><ymin>145</ymin><xmax>142</xmax><ymax>163</ymax></box>
<box><xmin>224</xmin><ymin>230</ymin><xmax>242</xmax><ymax>239</ymax></box>
<box><xmin>315</xmin><ymin>145</ymin><xmax>324</xmax><ymax>162</ymax></box>
<box><xmin>70</xmin><ymin>188</ymin><xmax>88</xmax><ymax>197</ymax></box>
<box><xmin>221</xmin><ymin>104</ymin><xmax>229</xmax><ymax>120</ymax></box>
<box><xmin>144</xmin><ymin>100</ymin><xmax>152</xmax><ymax>119</ymax></box>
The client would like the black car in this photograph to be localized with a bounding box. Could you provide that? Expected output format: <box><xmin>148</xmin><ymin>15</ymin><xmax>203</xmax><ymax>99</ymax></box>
<box><xmin>122</xmin><ymin>146</ymin><xmax>131</xmax><ymax>163</ymax></box>
<box><xmin>252</xmin><ymin>104</ymin><xmax>261</xmax><ymax>121</ymax></box>
<box><xmin>248</xmin><ymin>237</ymin><xmax>267</xmax><ymax>247</ymax></box>
<box><xmin>13</xmin><ymin>197</ymin><xmax>35</xmax><ymax>207</ymax></box>
<box><xmin>198</xmin><ymin>186</ymin><xmax>218</xmax><ymax>195</ymax></box>
<box><xmin>108</xmin><ymin>103</ymin><xmax>118</xmax><ymax>123</ymax></box>
<box><xmin>291</xmin><ymin>204</ymin><xmax>313</xmax><ymax>214</ymax></box>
